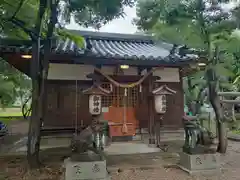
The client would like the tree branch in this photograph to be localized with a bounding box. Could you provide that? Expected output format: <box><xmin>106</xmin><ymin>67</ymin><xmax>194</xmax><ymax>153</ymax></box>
<box><xmin>2</xmin><ymin>0</ymin><xmax>15</xmax><ymax>9</ymax></box>
<box><xmin>11</xmin><ymin>0</ymin><xmax>26</xmax><ymax>20</ymax></box>
<box><xmin>196</xmin><ymin>0</ymin><xmax>210</xmax><ymax>49</ymax></box>
<box><xmin>8</xmin><ymin>18</ymin><xmax>36</xmax><ymax>40</ymax></box>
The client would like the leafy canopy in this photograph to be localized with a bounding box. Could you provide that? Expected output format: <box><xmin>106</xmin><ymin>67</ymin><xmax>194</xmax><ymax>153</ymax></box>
<box><xmin>0</xmin><ymin>0</ymin><xmax>137</xmax><ymax>107</ymax></box>
<box><xmin>134</xmin><ymin>0</ymin><xmax>240</xmax><ymax>114</ymax></box>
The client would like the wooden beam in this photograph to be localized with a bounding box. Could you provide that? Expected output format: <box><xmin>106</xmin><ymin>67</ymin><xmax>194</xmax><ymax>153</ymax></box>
<box><xmin>220</xmin><ymin>100</ymin><xmax>240</xmax><ymax>104</ymax></box>
<box><xmin>49</xmin><ymin>54</ymin><xmax>197</xmax><ymax>67</ymax></box>
<box><xmin>218</xmin><ymin>92</ymin><xmax>240</xmax><ymax>96</ymax></box>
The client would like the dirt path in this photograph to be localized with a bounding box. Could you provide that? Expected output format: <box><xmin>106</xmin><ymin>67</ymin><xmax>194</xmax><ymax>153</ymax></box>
<box><xmin>0</xmin><ymin>141</ymin><xmax>240</xmax><ymax>180</ymax></box>
<box><xmin>0</xmin><ymin>120</ymin><xmax>28</xmax><ymax>153</ymax></box>
<box><xmin>8</xmin><ymin>120</ymin><xmax>28</xmax><ymax>135</ymax></box>
<box><xmin>1</xmin><ymin>124</ymin><xmax>240</xmax><ymax>180</ymax></box>
<box><xmin>111</xmin><ymin>141</ymin><xmax>240</xmax><ymax>180</ymax></box>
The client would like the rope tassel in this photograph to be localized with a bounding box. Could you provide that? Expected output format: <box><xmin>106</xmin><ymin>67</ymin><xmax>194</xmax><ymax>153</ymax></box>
<box><xmin>122</xmin><ymin>88</ymin><xmax>128</xmax><ymax>133</ymax></box>
<box><xmin>122</xmin><ymin>123</ymin><xmax>128</xmax><ymax>133</ymax></box>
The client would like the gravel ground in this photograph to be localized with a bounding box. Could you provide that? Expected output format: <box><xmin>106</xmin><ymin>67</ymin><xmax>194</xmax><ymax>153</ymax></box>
<box><xmin>1</xmin><ymin>141</ymin><xmax>240</xmax><ymax>180</ymax></box>
<box><xmin>110</xmin><ymin>168</ymin><xmax>238</xmax><ymax>180</ymax></box>
<box><xmin>110</xmin><ymin>141</ymin><xmax>240</xmax><ymax>180</ymax></box>
<box><xmin>2</xmin><ymin>121</ymin><xmax>240</xmax><ymax>180</ymax></box>
<box><xmin>0</xmin><ymin>120</ymin><xmax>28</xmax><ymax>153</ymax></box>
<box><xmin>8</xmin><ymin>120</ymin><xmax>28</xmax><ymax>135</ymax></box>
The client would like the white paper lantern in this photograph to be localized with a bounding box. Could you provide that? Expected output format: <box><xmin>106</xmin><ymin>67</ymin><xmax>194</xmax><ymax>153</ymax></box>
<box><xmin>154</xmin><ymin>95</ymin><xmax>167</xmax><ymax>114</ymax></box>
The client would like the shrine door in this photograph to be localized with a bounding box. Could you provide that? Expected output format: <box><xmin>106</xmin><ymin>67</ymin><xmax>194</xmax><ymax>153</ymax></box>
<box><xmin>101</xmin><ymin>83</ymin><xmax>139</xmax><ymax>137</ymax></box>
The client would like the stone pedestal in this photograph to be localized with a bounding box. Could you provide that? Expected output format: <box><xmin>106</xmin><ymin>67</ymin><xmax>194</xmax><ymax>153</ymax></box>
<box><xmin>178</xmin><ymin>152</ymin><xmax>220</xmax><ymax>174</ymax></box>
<box><xmin>64</xmin><ymin>154</ymin><xmax>109</xmax><ymax>180</ymax></box>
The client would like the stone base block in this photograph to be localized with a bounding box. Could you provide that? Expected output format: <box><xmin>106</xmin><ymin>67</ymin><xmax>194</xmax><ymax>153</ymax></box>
<box><xmin>178</xmin><ymin>152</ymin><xmax>220</xmax><ymax>175</ymax></box>
<box><xmin>64</xmin><ymin>156</ymin><xmax>108</xmax><ymax>180</ymax></box>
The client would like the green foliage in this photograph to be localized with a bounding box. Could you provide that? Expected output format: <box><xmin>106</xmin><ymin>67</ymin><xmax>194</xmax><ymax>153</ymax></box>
<box><xmin>151</xmin><ymin>21</ymin><xmax>205</xmax><ymax>49</ymax></box>
<box><xmin>0</xmin><ymin>0</ymin><xmax>138</xmax><ymax>108</ymax></box>
<box><xmin>135</xmin><ymin>0</ymin><xmax>240</xmax><ymax>125</ymax></box>
<box><xmin>56</xmin><ymin>29</ymin><xmax>86</xmax><ymax>48</ymax></box>
<box><xmin>65</xmin><ymin>0</ymin><xmax>136</xmax><ymax>29</ymax></box>
<box><xmin>0</xmin><ymin>58</ymin><xmax>31</xmax><ymax>107</ymax></box>
<box><xmin>0</xmin><ymin>0</ymin><xmax>38</xmax><ymax>39</ymax></box>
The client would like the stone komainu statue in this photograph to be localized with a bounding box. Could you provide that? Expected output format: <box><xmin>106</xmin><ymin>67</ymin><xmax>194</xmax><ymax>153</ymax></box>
<box><xmin>182</xmin><ymin>115</ymin><xmax>214</xmax><ymax>154</ymax></box>
<box><xmin>70</xmin><ymin>118</ymin><xmax>106</xmax><ymax>159</ymax></box>
<box><xmin>71</xmin><ymin>126</ymin><xmax>95</xmax><ymax>153</ymax></box>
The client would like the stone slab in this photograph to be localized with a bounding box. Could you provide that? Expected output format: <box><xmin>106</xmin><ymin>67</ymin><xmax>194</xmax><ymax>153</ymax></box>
<box><xmin>178</xmin><ymin>152</ymin><xmax>220</xmax><ymax>175</ymax></box>
<box><xmin>64</xmin><ymin>157</ymin><xmax>108</xmax><ymax>180</ymax></box>
<box><xmin>104</xmin><ymin>142</ymin><xmax>161</xmax><ymax>155</ymax></box>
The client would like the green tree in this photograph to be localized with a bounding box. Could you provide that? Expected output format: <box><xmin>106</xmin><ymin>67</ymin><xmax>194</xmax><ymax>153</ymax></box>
<box><xmin>0</xmin><ymin>57</ymin><xmax>31</xmax><ymax>108</ymax></box>
<box><xmin>0</xmin><ymin>0</ymin><xmax>33</xmax><ymax>107</ymax></box>
<box><xmin>135</xmin><ymin>0</ymin><xmax>239</xmax><ymax>153</ymax></box>
<box><xmin>1</xmin><ymin>0</ymin><xmax>136</xmax><ymax>168</ymax></box>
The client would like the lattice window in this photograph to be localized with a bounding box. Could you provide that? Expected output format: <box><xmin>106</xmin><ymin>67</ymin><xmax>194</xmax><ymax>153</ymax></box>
<box><xmin>126</xmin><ymin>87</ymin><xmax>138</xmax><ymax>107</ymax></box>
<box><xmin>101</xmin><ymin>83</ymin><xmax>139</xmax><ymax>108</ymax></box>
<box><xmin>101</xmin><ymin>83</ymin><xmax>113</xmax><ymax>107</ymax></box>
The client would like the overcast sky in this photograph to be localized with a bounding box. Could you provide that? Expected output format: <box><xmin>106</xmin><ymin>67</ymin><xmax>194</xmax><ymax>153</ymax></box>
<box><xmin>66</xmin><ymin>6</ymin><xmax>137</xmax><ymax>34</ymax></box>
<box><xmin>66</xmin><ymin>1</ymin><xmax>239</xmax><ymax>34</ymax></box>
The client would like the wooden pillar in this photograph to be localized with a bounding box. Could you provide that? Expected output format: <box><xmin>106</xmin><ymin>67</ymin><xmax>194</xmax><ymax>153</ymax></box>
<box><xmin>93</xmin><ymin>65</ymin><xmax>102</xmax><ymax>126</ymax></box>
<box><xmin>148</xmin><ymin>68</ymin><xmax>155</xmax><ymax>145</ymax></box>
<box><xmin>155</xmin><ymin>115</ymin><xmax>161</xmax><ymax>147</ymax></box>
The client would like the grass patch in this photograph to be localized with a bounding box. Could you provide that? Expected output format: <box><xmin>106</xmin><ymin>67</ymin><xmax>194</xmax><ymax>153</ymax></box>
<box><xmin>231</xmin><ymin>129</ymin><xmax>240</xmax><ymax>135</ymax></box>
<box><xmin>0</xmin><ymin>117</ymin><xmax>20</xmax><ymax>124</ymax></box>
<box><xmin>0</xmin><ymin>108</ymin><xmax>24</xmax><ymax>124</ymax></box>
<box><xmin>0</xmin><ymin>112</ymin><xmax>23</xmax><ymax>117</ymax></box>
<box><xmin>0</xmin><ymin>109</ymin><xmax>22</xmax><ymax>117</ymax></box>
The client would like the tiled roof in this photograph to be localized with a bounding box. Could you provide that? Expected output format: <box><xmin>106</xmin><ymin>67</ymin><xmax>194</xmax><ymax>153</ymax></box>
<box><xmin>0</xmin><ymin>30</ymin><xmax>198</xmax><ymax>63</ymax></box>
<box><xmin>54</xmin><ymin>30</ymin><xmax>198</xmax><ymax>62</ymax></box>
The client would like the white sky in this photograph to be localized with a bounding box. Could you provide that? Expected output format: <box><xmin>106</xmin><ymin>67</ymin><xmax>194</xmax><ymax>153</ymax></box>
<box><xmin>66</xmin><ymin>6</ymin><xmax>137</xmax><ymax>34</ymax></box>
<box><xmin>66</xmin><ymin>1</ymin><xmax>239</xmax><ymax>34</ymax></box>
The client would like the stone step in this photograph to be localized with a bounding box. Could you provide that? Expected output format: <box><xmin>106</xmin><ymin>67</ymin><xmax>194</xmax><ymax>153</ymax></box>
<box><xmin>135</xmin><ymin>128</ymin><xmax>184</xmax><ymax>134</ymax></box>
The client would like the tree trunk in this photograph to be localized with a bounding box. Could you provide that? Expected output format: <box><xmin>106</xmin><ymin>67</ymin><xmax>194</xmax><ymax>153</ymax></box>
<box><xmin>38</xmin><ymin>0</ymin><xmax>58</xmax><ymax>141</ymax></box>
<box><xmin>27</xmin><ymin>39</ymin><xmax>42</xmax><ymax>168</ymax></box>
<box><xmin>207</xmin><ymin>68</ymin><xmax>227</xmax><ymax>154</ymax></box>
<box><xmin>211</xmin><ymin>96</ymin><xmax>227</xmax><ymax>153</ymax></box>
<box><xmin>27</xmin><ymin>0</ymin><xmax>47</xmax><ymax>168</ymax></box>
<box><xmin>216</xmin><ymin>120</ymin><xmax>227</xmax><ymax>153</ymax></box>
